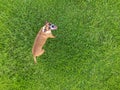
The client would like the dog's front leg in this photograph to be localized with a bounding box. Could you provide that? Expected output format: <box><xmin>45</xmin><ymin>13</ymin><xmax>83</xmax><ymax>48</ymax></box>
<box><xmin>49</xmin><ymin>34</ymin><xmax>55</xmax><ymax>38</ymax></box>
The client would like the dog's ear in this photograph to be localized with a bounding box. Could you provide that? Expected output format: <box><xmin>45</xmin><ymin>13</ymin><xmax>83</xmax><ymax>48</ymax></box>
<box><xmin>45</xmin><ymin>21</ymin><xmax>48</xmax><ymax>24</ymax></box>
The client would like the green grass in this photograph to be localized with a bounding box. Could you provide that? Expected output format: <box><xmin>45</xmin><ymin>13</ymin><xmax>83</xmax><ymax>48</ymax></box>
<box><xmin>0</xmin><ymin>0</ymin><xmax>120</xmax><ymax>90</ymax></box>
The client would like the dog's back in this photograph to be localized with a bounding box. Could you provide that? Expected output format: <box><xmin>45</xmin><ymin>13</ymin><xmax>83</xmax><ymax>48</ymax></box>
<box><xmin>32</xmin><ymin>29</ymin><xmax>47</xmax><ymax>56</ymax></box>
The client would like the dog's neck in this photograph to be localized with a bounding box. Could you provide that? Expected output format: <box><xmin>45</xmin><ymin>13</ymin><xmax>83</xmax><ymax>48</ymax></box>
<box><xmin>42</xmin><ymin>26</ymin><xmax>51</xmax><ymax>34</ymax></box>
<box><xmin>45</xmin><ymin>30</ymin><xmax>51</xmax><ymax>34</ymax></box>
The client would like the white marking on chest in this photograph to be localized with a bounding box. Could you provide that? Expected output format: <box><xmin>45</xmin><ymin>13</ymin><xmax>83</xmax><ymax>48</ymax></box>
<box><xmin>45</xmin><ymin>30</ymin><xmax>51</xmax><ymax>34</ymax></box>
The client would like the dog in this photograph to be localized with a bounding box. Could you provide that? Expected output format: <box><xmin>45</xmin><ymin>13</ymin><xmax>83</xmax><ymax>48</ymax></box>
<box><xmin>32</xmin><ymin>21</ymin><xmax>57</xmax><ymax>64</ymax></box>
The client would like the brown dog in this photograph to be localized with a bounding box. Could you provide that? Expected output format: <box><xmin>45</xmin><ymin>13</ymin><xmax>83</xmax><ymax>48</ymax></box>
<box><xmin>32</xmin><ymin>21</ymin><xmax>57</xmax><ymax>63</ymax></box>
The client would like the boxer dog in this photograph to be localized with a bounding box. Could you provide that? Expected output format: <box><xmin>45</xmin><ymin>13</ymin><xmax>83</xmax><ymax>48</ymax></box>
<box><xmin>32</xmin><ymin>21</ymin><xmax>57</xmax><ymax>63</ymax></box>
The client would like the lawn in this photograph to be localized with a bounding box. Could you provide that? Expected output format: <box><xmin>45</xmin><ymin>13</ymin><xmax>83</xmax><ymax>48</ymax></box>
<box><xmin>0</xmin><ymin>0</ymin><xmax>120</xmax><ymax>90</ymax></box>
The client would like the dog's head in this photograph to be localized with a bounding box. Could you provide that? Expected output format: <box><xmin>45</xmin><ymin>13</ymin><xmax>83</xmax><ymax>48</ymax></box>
<box><xmin>43</xmin><ymin>21</ymin><xmax>57</xmax><ymax>32</ymax></box>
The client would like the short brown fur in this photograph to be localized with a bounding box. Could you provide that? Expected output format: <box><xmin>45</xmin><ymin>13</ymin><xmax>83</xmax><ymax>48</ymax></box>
<box><xmin>32</xmin><ymin>22</ymin><xmax>56</xmax><ymax>64</ymax></box>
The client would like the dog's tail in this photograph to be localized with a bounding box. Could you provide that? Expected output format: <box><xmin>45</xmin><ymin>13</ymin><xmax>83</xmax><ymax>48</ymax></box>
<box><xmin>33</xmin><ymin>56</ymin><xmax>37</xmax><ymax>64</ymax></box>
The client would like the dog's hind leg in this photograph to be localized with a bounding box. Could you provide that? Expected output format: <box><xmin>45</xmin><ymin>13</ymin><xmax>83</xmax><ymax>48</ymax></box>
<box><xmin>33</xmin><ymin>49</ymin><xmax>45</xmax><ymax>64</ymax></box>
<box><xmin>38</xmin><ymin>49</ymin><xmax>45</xmax><ymax>56</ymax></box>
<box><xmin>33</xmin><ymin>56</ymin><xmax>37</xmax><ymax>64</ymax></box>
